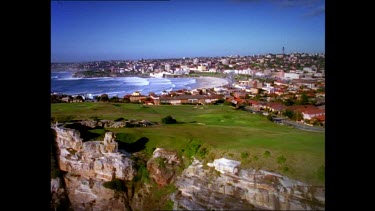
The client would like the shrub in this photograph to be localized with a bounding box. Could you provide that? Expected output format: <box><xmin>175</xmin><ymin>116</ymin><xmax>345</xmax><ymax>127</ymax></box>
<box><xmin>162</xmin><ymin>115</ymin><xmax>177</xmax><ymax>124</ymax></box>
<box><xmin>114</xmin><ymin>117</ymin><xmax>125</xmax><ymax>122</ymax></box>
<box><xmin>134</xmin><ymin>163</ymin><xmax>150</xmax><ymax>184</ymax></box>
<box><xmin>90</xmin><ymin>116</ymin><xmax>100</xmax><ymax>121</ymax></box>
<box><xmin>253</xmin><ymin>155</ymin><xmax>259</xmax><ymax>161</ymax></box>
<box><xmin>164</xmin><ymin>200</ymin><xmax>174</xmax><ymax>210</ymax></box>
<box><xmin>181</xmin><ymin>139</ymin><xmax>207</xmax><ymax>160</ymax></box>
<box><xmin>197</xmin><ymin>147</ymin><xmax>208</xmax><ymax>159</ymax></box>
<box><xmin>103</xmin><ymin>178</ymin><xmax>126</xmax><ymax>192</ymax></box>
<box><xmin>224</xmin><ymin>101</ymin><xmax>234</xmax><ymax>106</ymax></box>
<box><xmin>282</xmin><ymin>165</ymin><xmax>289</xmax><ymax>173</ymax></box>
<box><xmin>214</xmin><ymin>99</ymin><xmax>225</xmax><ymax>104</ymax></box>
<box><xmin>277</xmin><ymin>155</ymin><xmax>287</xmax><ymax>164</ymax></box>
<box><xmin>241</xmin><ymin>152</ymin><xmax>249</xmax><ymax>159</ymax></box>
<box><xmin>263</xmin><ymin>150</ymin><xmax>271</xmax><ymax>158</ymax></box>
<box><xmin>154</xmin><ymin>157</ymin><xmax>166</xmax><ymax>168</ymax></box>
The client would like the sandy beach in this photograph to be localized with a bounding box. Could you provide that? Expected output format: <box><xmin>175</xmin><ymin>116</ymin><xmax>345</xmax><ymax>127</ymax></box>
<box><xmin>193</xmin><ymin>77</ymin><xmax>229</xmax><ymax>89</ymax></box>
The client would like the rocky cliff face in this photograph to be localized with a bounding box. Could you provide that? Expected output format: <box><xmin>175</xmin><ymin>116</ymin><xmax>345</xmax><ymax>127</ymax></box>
<box><xmin>172</xmin><ymin>158</ymin><xmax>325</xmax><ymax>210</ymax></box>
<box><xmin>51</xmin><ymin>123</ymin><xmax>325</xmax><ymax>210</ymax></box>
<box><xmin>51</xmin><ymin>177</ymin><xmax>69</xmax><ymax>210</ymax></box>
<box><xmin>63</xmin><ymin>172</ymin><xmax>130</xmax><ymax>211</ymax></box>
<box><xmin>54</xmin><ymin>126</ymin><xmax>135</xmax><ymax>181</ymax></box>
<box><xmin>52</xmin><ymin>125</ymin><xmax>136</xmax><ymax>210</ymax></box>
<box><xmin>147</xmin><ymin>148</ymin><xmax>181</xmax><ymax>186</ymax></box>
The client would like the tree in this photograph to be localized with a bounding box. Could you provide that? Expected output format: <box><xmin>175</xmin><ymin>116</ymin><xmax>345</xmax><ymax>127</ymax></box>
<box><xmin>99</xmin><ymin>94</ymin><xmax>109</xmax><ymax>102</ymax></box>
<box><xmin>76</xmin><ymin>95</ymin><xmax>84</xmax><ymax>102</ymax></box>
<box><xmin>298</xmin><ymin>92</ymin><xmax>309</xmax><ymax>105</ymax></box>
<box><xmin>283</xmin><ymin>98</ymin><xmax>295</xmax><ymax>106</ymax></box>
<box><xmin>292</xmin><ymin>111</ymin><xmax>303</xmax><ymax>121</ymax></box>
<box><xmin>282</xmin><ymin>109</ymin><xmax>294</xmax><ymax>119</ymax></box>
<box><xmin>109</xmin><ymin>96</ymin><xmax>120</xmax><ymax>102</ymax></box>
<box><xmin>161</xmin><ymin>115</ymin><xmax>177</xmax><ymax>124</ymax></box>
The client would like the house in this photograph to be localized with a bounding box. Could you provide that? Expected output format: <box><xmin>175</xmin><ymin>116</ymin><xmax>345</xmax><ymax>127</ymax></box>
<box><xmin>250</xmin><ymin>101</ymin><xmax>267</xmax><ymax>110</ymax></box>
<box><xmin>313</xmin><ymin>114</ymin><xmax>325</xmax><ymax>124</ymax></box>
<box><xmin>72</xmin><ymin>96</ymin><xmax>84</xmax><ymax>103</ymax></box>
<box><xmin>61</xmin><ymin>96</ymin><xmax>73</xmax><ymax>103</ymax></box>
<box><xmin>149</xmin><ymin>93</ymin><xmax>160</xmax><ymax>105</ymax></box>
<box><xmin>159</xmin><ymin>95</ymin><xmax>220</xmax><ymax>105</ymax></box>
<box><xmin>129</xmin><ymin>95</ymin><xmax>147</xmax><ymax>103</ymax></box>
<box><xmin>233</xmin><ymin>91</ymin><xmax>246</xmax><ymax>99</ymax></box>
<box><xmin>302</xmin><ymin>108</ymin><xmax>325</xmax><ymax>120</ymax></box>
<box><xmin>266</xmin><ymin>102</ymin><xmax>286</xmax><ymax>114</ymax></box>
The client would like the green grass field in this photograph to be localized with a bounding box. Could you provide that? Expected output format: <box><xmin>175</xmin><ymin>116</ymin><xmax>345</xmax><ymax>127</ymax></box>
<box><xmin>51</xmin><ymin>102</ymin><xmax>325</xmax><ymax>185</ymax></box>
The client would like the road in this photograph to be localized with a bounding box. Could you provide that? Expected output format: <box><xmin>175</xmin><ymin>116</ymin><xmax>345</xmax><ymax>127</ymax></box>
<box><xmin>241</xmin><ymin>107</ymin><xmax>325</xmax><ymax>132</ymax></box>
<box><xmin>281</xmin><ymin>120</ymin><xmax>325</xmax><ymax>132</ymax></box>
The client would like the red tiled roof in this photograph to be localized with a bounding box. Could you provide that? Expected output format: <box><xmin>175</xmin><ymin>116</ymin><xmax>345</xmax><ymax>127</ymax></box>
<box><xmin>302</xmin><ymin>108</ymin><xmax>325</xmax><ymax>115</ymax></box>
<box><xmin>248</xmin><ymin>100</ymin><xmax>258</xmax><ymax>105</ymax></box>
<box><xmin>312</xmin><ymin>114</ymin><xmax>325</xmax><ymax>122</ymax></box>
<box><xmin>288</xmin><ymin>105</ymin><xmax>316</xmax><ymax>112</ymax></box>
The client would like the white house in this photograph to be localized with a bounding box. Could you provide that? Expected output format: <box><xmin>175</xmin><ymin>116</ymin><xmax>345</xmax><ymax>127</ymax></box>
<box><xmin>284</xmin><ymin>73</ymin><xmax>301</xmax><ymax>80</ymax></box>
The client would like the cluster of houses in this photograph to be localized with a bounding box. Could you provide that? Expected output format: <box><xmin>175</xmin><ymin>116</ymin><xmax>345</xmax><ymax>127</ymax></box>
<box><xmin>52</xmin><ymin>76</ymin><xmax>325</xmax><ymax>127</ymax></box>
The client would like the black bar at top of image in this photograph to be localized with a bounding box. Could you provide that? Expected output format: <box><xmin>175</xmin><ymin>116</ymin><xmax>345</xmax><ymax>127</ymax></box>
<box><xmin>51</xmin><ymin>0</ymin><xmax>170</xmax><ymax>2</ymax></box>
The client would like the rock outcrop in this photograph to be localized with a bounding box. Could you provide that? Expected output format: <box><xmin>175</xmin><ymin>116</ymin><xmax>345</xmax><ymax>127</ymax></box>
<box><xmin>172</xmin><ymin>158</ymin><xmax>325</xmax><ymax>210</ymax></box>
<box><xmin>54</xmin><ymin>126</ymin><xmax>135</xmax><ymax>181</ymax></box>
<box><xmin>80</xmin><ymin>119</ymin><xmax>155</xmax><ymax>129</ymax></box>
<box><xmin>52</xmin><ymin>123</ymin><xmax>325</xmax><ymax>211</ymax></box>
<box><xmin>147</xmin><ymin>148</ymin><xmax>181</xmax><ymax>186</ymax></box>
<box><xmin>63</xmin><ymin>172</ymin><xmax>130</xmax><ymax>211</ymax></box>
<box><xmin>52</xmin><ymin>125</ymin><xmax>136</xmax><ymax>210</ymax></box>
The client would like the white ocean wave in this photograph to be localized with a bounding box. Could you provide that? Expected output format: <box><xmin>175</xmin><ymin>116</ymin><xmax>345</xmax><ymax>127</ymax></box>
<box><xmin>123</xmin><ymin>77</ymin><xmax>150</xmax><ymax>86</ymax></box>
<box><xmin>56</xmin><ymin>77</ymin><xmax>83</xmax><ymax>81</ymax></box>
<box><xmin>51</xmin><ymin>76</ymin><xmax>226</xmax><ymax>97</ymax></box>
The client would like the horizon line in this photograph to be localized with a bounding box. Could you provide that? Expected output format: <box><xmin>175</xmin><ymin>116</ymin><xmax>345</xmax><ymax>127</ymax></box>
<box><xmin>52</xmin><ymin>51</ymin><xmax>325</xmax><ymax>63</ymax></box>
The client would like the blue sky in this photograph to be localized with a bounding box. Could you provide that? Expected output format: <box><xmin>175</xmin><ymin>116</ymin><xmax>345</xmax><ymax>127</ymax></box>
<box><xmin>51</xmin><ymin>0</ymin><xmax>325</xmax><ymax>62</ymax></box>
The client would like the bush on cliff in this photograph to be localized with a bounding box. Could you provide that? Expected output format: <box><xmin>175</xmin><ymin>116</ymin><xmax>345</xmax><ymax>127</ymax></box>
<box><xmin>133</xmin><ymin>163</ymin><xmax>150</xmax><ymax>184</ymax></box>
<box><xmin>103</xmin><ymin>178</ymin><xmax>126</xmax><ymax>192</ymax></box>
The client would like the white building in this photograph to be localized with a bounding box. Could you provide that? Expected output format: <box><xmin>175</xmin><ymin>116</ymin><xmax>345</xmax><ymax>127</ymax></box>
<box><xmin>197</xmin><ymin>65</ymin><xmax>207</xmax><ymax>71</ymax></box>
<box><xmin>193</xmin><ymin>58</ymin><xmax>199</xmax><ymax>65</ymax></box>
<box><xmin>165</xmin><ymin>63</ymin><xmax>171</xmax><ymax>72</ymax></box>
<box><xmin>221</xmin><ymin>58</ymin><xmax>229</xmax><ymax>65</ymax></box>
<box><xmin>284</xmin><ymin>73</ymin><xmax>301</xmax><ymax>80</ymax></box>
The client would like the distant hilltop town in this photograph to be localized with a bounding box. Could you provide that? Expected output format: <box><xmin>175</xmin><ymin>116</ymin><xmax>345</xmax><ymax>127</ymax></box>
<box><xmin>51</xmin><ymin>52</ymin><xmax>325</xmax><ymax>79</ymax></box>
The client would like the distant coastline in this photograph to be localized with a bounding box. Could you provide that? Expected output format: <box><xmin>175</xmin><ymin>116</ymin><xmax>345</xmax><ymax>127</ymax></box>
<box><xmin>51</xmin><ymin>71</ymin><xmax>229</xmax><ymax>97</ymax></box>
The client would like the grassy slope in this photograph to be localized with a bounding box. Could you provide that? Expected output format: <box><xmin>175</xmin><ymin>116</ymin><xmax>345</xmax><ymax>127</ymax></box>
<box><xmin>51</xmin><ymin>102</ymin><xmax>325</xmax><ymax>185</ymax></box>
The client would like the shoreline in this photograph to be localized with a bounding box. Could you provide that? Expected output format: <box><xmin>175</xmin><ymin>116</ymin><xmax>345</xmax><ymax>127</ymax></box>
<box><xmin>51</xmin><ymin>74</ymin><xmax>230</xmax><ymax>97</ymax></box>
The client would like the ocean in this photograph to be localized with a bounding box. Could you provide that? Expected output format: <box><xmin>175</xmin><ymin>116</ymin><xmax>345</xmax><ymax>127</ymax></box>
<box><xmin>51</xmin><ymin>71</ymin><xmax>198</xmax><ymax>98</ymax></box>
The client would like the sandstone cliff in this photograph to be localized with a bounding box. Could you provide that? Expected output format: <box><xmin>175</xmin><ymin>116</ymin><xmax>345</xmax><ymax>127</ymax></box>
<box><xmin>51</xmin><ymin>122</ymin><xmax>325</xmax><ymax>210</ymax></box>
<box><xmin>147</xmin><ymin>148</ymin><xmax>181</xmax><ymax>186</ymax></box>
<box><xmin>172</xmin><ymin>157</ymin><xmax>325</xmax><ymax>210</ymax></box>
<box><xmin>54</xmin><ymin>126</ymin><xmax>135</xmax><ymax>181</ymax></box>
<box><xmin>52</xmin><ymin>125</ymin><xmax>136</xmax><ymax>210</ymax></box>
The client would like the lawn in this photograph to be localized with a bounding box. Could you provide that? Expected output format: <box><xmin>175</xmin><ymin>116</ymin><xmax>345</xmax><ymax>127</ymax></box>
<box><xmin>51</xmin><ymin>102</ymin><xmax>325</xmax><ymax>185</ymax></box>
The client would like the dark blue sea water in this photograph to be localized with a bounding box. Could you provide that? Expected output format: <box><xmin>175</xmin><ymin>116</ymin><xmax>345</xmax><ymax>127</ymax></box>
<box><xmin>51</xmin><ymin>71</ymin><xmax>197</xmax><ymax>97</ymax></box>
